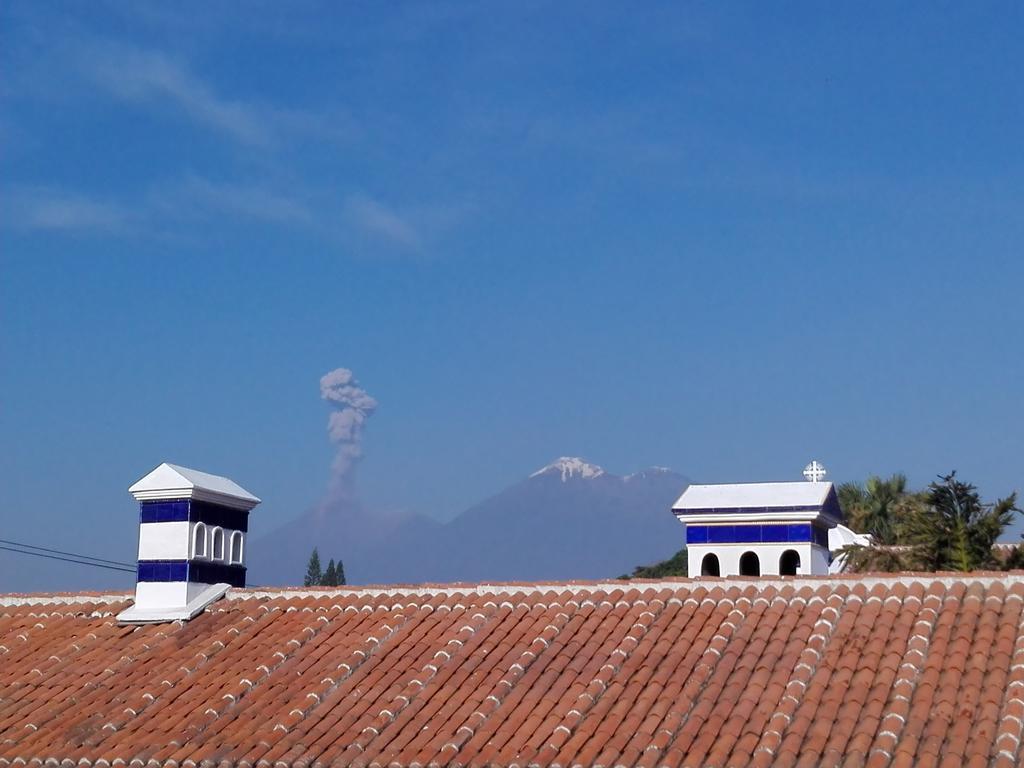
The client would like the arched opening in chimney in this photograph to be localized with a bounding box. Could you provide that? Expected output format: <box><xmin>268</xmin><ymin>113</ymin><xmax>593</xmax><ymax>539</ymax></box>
<box><xmin>700</xmin><ymin>553</ymin><xmax>721</xmax><ymax>577</ymax></box>
<box><xmin>779</xmin><ymin>549</ymin><xmax>801</xmax><ymax>576</ymax></box>
<box><xmin>211</xmin><ymin>527</ymin><xmax>225</xmax><ymax>561</ymax></box>
<box><xmin>739</xmin><ymin>551</ymin><xmax>760</xmax><ymax>577</ymax></box>
<box><xmin>229</xmin><ymin>531</ymin><xmax>244</xmax><ymax>565</ymax></box>
<box><xmin>192</xmin><ymin>523</ymin><xmax>208</xmax><ymax>559</ymax></box>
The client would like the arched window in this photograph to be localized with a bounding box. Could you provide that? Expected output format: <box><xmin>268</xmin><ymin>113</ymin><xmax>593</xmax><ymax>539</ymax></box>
<box><xmin>739</xmin><ymin>551</ymin><xmax>760</xmax><ymax>577</ymax></box>
<box><xmin>229</xmin><ymin>531</ymin><xmax>244</xmax><ymax>565</ymax></box>
<box><xmin>193</xmin><ymin>523</ymin><xmax>208</xmax><ymax>559</ymax></box>
<box><xmin>211</xmin><ymin>527</ymin><xmax>225</xmax><ymax>561</ymax></box>
<box><xmin>780</xmin><ymin>549</ymin><xmax>801</xmax><ymax>576</ymax></box>
<box><xmin>700</xmin><ymin>553</ymin><xmax>721</xmax><ymax>577</ymax></box>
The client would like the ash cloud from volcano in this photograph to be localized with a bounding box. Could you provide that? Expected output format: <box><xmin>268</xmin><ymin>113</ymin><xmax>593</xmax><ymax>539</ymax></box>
<box><xmin>319</xmin><ymin>367</ymin><xmax>377</xmax><ymax>504</ymax></box>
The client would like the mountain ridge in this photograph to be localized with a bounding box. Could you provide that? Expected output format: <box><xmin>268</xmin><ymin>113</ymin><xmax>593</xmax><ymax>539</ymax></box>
<box><xmin>529</xmin><ymin>456</ymin><xmax>607</xmax><ymax>481</ymax></box>
<box><xmin>250</xmin><ymin>458</ymin><xmax>690</xmax><ymax>586</ymax></box>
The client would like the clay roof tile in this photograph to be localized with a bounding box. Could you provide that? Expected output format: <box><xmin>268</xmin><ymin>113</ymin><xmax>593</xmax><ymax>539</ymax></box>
<box><xmin>3</xmin><ymin>573</ymin><xmax>1024</xmax><ymax>766</ymax></box>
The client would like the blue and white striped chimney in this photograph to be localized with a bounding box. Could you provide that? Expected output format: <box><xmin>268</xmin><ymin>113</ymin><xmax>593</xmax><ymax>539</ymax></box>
<box><xmin>117</xmin><ymin>463</ymin><xmax>260</xmax><ymax>624</ymax></box>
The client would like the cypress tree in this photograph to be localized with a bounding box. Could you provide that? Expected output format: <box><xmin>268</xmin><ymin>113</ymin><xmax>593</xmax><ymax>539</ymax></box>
<box><xmin>323</xmin><ymin>559</ymin><xmax>338</xmax><ymax>587</ymax></box>
<box><xmin>303</xmin><ymin>548</ymin><xmax>323</xmax><ymax>587</ymax></box>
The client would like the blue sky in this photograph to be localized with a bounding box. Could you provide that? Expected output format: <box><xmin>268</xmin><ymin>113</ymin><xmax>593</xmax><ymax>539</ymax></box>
<box><xmin>2</xmin><ymin>2</ymin><xmax>1023</xmax><ymax>588</ymax></box>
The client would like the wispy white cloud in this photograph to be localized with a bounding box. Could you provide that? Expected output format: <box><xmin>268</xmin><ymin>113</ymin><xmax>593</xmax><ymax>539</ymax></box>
<box><xmin>152</xmin><ymin>175</ymin><xmax>314</xmax><ymax>225</ymax></box>
<box><xmin>344</xmin><ymin>194</ymin><xmax>423</xmax><ymax>250</ymax></box>
<box><xmin>2</xmin><ymin>176</ymin><xmax>312</xmax><ymax>235</ymax></box>
<box><xmin>3</xmin><ymin>187</ymin><xmax>131</xmax><ymax>233</ymax></box>
<box><xmin>3</xmin><ymin>21</ymin><xmax>356</xmax><ymax>150</ymax></box>
<box><xmin>81</xmin><ymin>42</ymin><xmax>272</xmax><ymax>146</ymax></box>
<box><xmin>3</xmin><ymin>179</ymin><xmax>469</xmax><ymax>256</ymax></box>
<box><xmin>72</xmin><ymin>40</ymin><xmax>357</xmax><ymax>149</ymax></box>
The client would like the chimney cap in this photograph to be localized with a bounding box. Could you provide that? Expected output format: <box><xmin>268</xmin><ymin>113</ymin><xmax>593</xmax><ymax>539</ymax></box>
<box><xmin>129</xmin><ymin>462</ymin><xmax>261</xmax><ymax>510</ymax></box>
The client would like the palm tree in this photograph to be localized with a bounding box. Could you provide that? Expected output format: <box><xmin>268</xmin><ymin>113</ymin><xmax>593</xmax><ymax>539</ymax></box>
<box><xmin>837</xmin><ymin>474</ymin><xmax>930</xmax><ymax>573</ymax></box>
<box><xmin>838</xmin><ymin>474</ymin><xmax>916</xmax><ymax>544</ymax></box>
<box><xmin>839</xmin><ymin>541</ymin><xmax>912</xmax><ymax>573</ymax></box>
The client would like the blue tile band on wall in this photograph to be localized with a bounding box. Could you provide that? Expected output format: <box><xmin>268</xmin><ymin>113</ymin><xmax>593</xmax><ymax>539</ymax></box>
<box><xmin>687</xmin><ymin>523</ymin><xmax>831</xmax><ymax>546</ymax></box>
<box><xmin>139</xmin><ymin>500</ymin><xmax>249</xmax><ymax>531</ymax></box>
<box><xmin>138</xmin><ymin>501</ymin><xmax>191</xmax><ymax>523</ymax></box>
<box><xmin>137</xmin><ymin>559</ymin><xmax>246</xmax><ymax>588</ymax></box>
<box><xmin>136</xmin><ymin>560</ymin><xmax>189</xmax><ymax>582</ymax></box>
<box><xmin>190</xmin><ymin>560</ymin><xmax>246</xmax><ymax>587</ymax></box>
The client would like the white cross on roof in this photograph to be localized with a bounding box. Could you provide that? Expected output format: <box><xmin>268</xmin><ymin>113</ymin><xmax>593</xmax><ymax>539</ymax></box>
<box><xmin>803</xmin><ymin>460</ymin><xmax>827</xmax><ymax>483</ymax></box>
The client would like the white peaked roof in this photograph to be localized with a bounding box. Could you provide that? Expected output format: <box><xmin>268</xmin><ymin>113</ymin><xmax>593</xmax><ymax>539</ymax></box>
<box><xmin>129</xmin><ymin>463</ymin><xmax>261</xmax><ymax>510</ymax></box>
<box><xmin>673</xmin><ymin>481</ymin><xmax>834</xmax><ymax>510</ymax></box>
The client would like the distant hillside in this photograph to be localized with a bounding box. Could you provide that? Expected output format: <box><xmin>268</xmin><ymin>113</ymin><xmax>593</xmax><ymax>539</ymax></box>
<box><xmin>250</xmin><ymin>457</ymin><xmax>689</xmax><ymax>586</ymax></box>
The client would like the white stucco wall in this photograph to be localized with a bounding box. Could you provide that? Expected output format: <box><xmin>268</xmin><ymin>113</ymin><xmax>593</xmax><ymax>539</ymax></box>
<box><xmin>136</xmin><ymin>521</ymin><xmax>245</xmax><ymax>565</ymax></box>
<box><xmin>687</xmin><ymin>543</ymin><xmax>831</xmax><ymax>577</ymax></box>
<box><xmin>137</xmin><ymin>521</ymin><xmax>190</xmax><ymax>560</ymax></box>
<box><xmin>131</xmin><ymin>581</ymin><xmax>227</xmax><ymax>616</ymax></box>
<box><xmin>134</xmin><ymin>581</ymin><xmax>189</xmax><ymax>608</ymax></box>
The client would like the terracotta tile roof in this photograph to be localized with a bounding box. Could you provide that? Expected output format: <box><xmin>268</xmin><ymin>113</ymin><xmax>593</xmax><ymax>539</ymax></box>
<box><xmin>2</xmin><ymin>573</ymin><xmax>1024</xmax><ymax>767</ymax></box>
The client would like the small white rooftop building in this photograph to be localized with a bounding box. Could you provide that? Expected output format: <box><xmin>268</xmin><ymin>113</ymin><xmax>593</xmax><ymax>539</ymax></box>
<box><xmin>673</xmin><ymin>477</ymin><xmax>843</xmax><ymax>578</ymax></box>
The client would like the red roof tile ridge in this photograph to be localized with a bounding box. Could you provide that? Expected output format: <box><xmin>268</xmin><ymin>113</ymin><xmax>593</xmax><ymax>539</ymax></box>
<box><xmin>0</xmin><ymin>592</ymin><xmax>131</xmax><ymax>607</ymax></box>
<box><xmin>224</xmin><ymin>571</ymin><xmax>1024</xmax><ymax>601</ymax></box>
<box><xmin>5</xmin><ymin>572</ymin><xmax>1024</xmax><ymax>606</ymax></box>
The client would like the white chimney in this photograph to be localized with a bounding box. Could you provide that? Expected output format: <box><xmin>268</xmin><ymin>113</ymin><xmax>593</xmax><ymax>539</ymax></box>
<box><xmin>117</xmin><ymin>463</ymin><xmax>260</xmax><ymax>624</ymax></box>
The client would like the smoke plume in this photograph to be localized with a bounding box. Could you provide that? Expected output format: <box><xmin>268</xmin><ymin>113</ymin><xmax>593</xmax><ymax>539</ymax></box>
<box><xmin>320</xmin><ymin>367</ymin><xmax>378</xmax><ymax>502</ymax></box>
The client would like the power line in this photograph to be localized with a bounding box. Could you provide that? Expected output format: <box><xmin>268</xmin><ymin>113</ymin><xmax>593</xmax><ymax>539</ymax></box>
<box><xmin>0</xmin><ymin>541</ymin><xmax>136</xmax><ymax>574</ymax></box>
<box><xmin>0</xmin><ymin>544</ymin><xmax>136</xmax><ymax>573</ymax></box>
<box><xmin>0</xmin><ymin>537</ymin><xmax>136</xmax><ymax>568</ymax></box>
<box><xmin>0</xmin><ymin>537</ymin><xmax>269</xmax><ymax>586</ymax></box>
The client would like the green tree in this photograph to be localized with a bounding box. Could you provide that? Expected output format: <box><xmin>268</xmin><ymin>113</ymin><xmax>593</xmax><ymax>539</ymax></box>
<box><xmin>905</xmin><ymin>472</ymin><xmax>1020</xmax><ymax>572</ymax></box>
<box><xmin>839</xmin><ymin>474</ymin><xmax>921</xmax><ymax>545</ymax></box>
<box><xmin>336</xmin><ymin>559</ymin><xmax>346</xmax><ymax>585</ymax></box>
<box><xmin>838</xmin><ymin>474</ymin><xmax>925</xmax><ymax>572</ymax></box>
<box><xmin>620</xmin><ymin>548</ymin><xmax>688</xmax><ymax>579</ymax></box>
<box><xmin>323</xmin><ymin>559</ymin><xmax>337</xmax><ymax>586</ymax></box>
<box><xmin>1002</xmin><ymin>544</ymin><xmax>1024</xmax><ymax>570</ymax></box>
<box><xmin>304</xmin><ymin>548</ymin><xmax>323</xmax><ymax>587</ymax></box>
